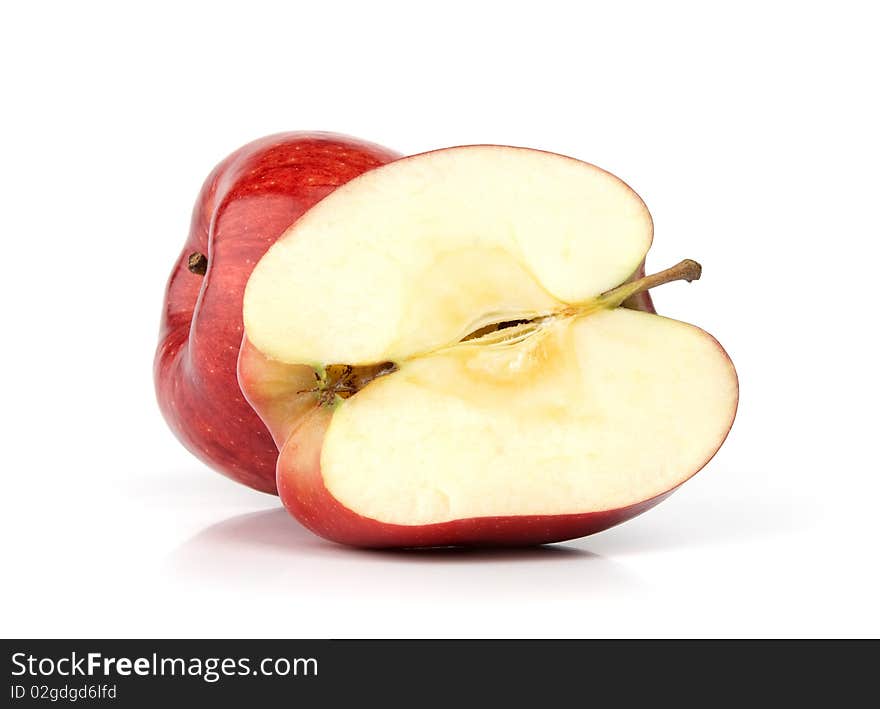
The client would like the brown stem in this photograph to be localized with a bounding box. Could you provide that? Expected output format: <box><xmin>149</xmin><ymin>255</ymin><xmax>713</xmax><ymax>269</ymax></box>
<box><xmin>187</xmin><ymin>251</ymin><xmax>208</xmax><ymax>276</ymax></box>
<box><xmin>596</xmin><ymin>259</ymin><xmax>702</xmax><ymax>309</ymax></box>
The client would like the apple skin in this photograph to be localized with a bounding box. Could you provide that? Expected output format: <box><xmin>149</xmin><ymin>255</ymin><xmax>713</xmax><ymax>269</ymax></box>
<box><xmin>155</xmin><ymin>133</ymin><xmax>400</xmax><ymax>493</ymax></box>
<box><xmin>239</xmin><ymin>333</ymin><xmax>729</xmax><ymax>548</ymax></box>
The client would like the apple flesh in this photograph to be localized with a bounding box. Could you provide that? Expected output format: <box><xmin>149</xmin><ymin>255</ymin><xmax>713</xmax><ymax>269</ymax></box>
<box><xmin>154</xmin><ymin>132</ymin><xmax>400</xmax><ymax>493</ymax></box>
<box><xmin>240</xmin><ymin>145</ymin><xmax>738</xmax><ymax>546</ymax></box>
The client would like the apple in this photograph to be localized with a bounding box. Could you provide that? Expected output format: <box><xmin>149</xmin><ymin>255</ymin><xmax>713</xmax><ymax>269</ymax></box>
<box><xmin>155</xmin><ymin>132</ymin><xmax>400</xmax><ymax>493</ymax></box>
<box><xmin>238</xmin><ymin>145</ymin><xmax>738</xmax><ymax>546</ymax></box>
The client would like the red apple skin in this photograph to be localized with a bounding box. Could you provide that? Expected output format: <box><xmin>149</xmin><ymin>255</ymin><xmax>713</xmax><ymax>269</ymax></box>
<box><xmin>155</xmin><ymin>133</ymin><xmax>400</xmax><ymax>494</ymax></box>
<box><xmin>239</xmin><ymin>334</ymin><xmax>735</xmax><ymax>548</ymax></box>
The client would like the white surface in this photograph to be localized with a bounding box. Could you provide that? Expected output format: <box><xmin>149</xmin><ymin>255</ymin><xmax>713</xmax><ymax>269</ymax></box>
<box><xmin>1</xmin><ymin>1</ymin><xmax>877</xmax><ymax>638</ymax></box>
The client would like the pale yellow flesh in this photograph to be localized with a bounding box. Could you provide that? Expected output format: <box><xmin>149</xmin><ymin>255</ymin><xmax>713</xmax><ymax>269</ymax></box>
<box><xmin>322</xmin><ymin>309</ymin><xmax>737</xmax><ymax>526</ymax></box>
<box><xmin>243</xmin><ymin>146</ymin><xmax>652</xmax><ymax>365</ymax></box>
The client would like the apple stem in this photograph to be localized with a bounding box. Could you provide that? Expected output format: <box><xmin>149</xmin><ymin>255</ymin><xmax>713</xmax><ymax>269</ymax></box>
<box><xmin>187</xmin><ymin>251</ymin><xmax>208</xmax><ymax>276</ymax></box>
<box><xmin>595</xmin><ymin>259</ymin><xmax>702</xmax><ymax>309</ymax></box>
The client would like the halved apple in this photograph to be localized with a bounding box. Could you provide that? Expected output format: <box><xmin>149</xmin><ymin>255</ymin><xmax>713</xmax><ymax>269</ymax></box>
<box><xmin>239</xmin><ymin>146</ymin><xmax>738</xmax><ymax>547</ymax></box>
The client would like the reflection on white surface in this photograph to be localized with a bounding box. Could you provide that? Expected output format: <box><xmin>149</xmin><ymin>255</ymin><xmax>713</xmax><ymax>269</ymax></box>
<box><xmin>169</xmin><ymin>508</ymin><xmax>645</xmax><ymax>600</ymax></box>
<box><xmin>168</xmin><ymin>474</ymin><xmax>818</xmax><ymax>608</ymax></box>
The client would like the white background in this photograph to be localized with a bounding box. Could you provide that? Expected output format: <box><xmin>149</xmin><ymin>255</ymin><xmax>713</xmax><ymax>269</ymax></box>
<box><xmin>2</xmin><ymin>1</ymin><xmax>878</xmax><ymax>638</ymax></box>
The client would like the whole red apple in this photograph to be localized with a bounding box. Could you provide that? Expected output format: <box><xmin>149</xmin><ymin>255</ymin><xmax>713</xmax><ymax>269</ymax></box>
<box><xmin>155</xmin><ymin>132</ymin><xmax>400</xmax><ymax>493</ymax></box>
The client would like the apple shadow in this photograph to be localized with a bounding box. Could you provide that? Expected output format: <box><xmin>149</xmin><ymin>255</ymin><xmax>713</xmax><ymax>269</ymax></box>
<box><xmin>579</xmin><ymin>477</ymin><xmax>819</xmax><ymax>555</ymax></box>
<box><xmin>168</xmin><ymin>473</ymin><xmax>809</xmax><ymax>600</ymax></box>
<box><xmin>168</xmin><ymin>508</ymin><xmax>643</xmax><ymax>599</ymax></box>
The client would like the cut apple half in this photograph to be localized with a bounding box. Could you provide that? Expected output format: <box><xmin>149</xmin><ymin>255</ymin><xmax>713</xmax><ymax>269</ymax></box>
<box><xmin>240</xmin><ymin>145</ymin><xmax>738</xmax><ymax>547</ymax></box>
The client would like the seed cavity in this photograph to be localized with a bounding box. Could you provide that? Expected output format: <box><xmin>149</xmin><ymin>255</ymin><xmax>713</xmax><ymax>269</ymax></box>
<box><xmin>461</xmin><ymin>318</ymin><xmax>531</xmax><ymax>342</ymax></box>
